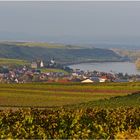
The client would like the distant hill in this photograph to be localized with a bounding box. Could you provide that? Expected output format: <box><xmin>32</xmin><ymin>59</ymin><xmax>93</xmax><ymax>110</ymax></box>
<box><xmin>112</xmin><ymin>48</ymin><xmax>140</xmax><ymax>62</ymax></box>
<box><xmin>0</xmin><ymin>41</ymin><xmax>123</xmax><ymax>64</ymax></box>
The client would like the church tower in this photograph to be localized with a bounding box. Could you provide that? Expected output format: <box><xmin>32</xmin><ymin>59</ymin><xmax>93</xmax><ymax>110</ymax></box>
<box><xmin>40</xmin><ymin>60</ymin><xmax>44</xmax><ymax>68</ymax></box>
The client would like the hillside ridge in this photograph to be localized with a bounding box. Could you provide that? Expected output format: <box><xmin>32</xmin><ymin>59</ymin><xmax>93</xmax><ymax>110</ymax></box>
<box><xmin>0</xmin><ymin>41</ymin><xmax>123</xmax><ymax>64</ymax></box>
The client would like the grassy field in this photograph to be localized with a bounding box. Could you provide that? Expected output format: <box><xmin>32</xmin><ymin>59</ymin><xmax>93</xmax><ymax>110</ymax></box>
<box><xmin>15</xmin><ymin>42</ymin><xmax>80</xmax><ymax>49</ymax></box>
<box><xmin>0</xmin><ymin>82</ymin><xmax>140</xmax><ymax>108</ymax></box>
<box><xmin>16</xmin><ymin>42</ymin><xmax>67</xmax><ymax>48</ymax></box>
<box><xmin>39</xmin><ymin>68</ymin><xmax>69</xmax><ymax>74</ymax></box>
<box><xmin>0</xmin><ymin>58</ymin><xmax>29</xmax><ymax>66</ymax></box>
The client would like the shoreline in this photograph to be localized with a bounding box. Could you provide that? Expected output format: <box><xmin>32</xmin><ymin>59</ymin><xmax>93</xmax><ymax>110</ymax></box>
<box><xmin>65</xmin><ymin>61</ymin><xmax>139</xmax><ymax>75</ymax></box>
<box><xmin>63</xmin><ymin>60</ymin><xmax>130</xmax><ymax>66</ymax></box>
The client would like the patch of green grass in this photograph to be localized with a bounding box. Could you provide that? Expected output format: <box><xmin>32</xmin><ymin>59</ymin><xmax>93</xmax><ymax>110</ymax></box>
<box><xmin>15</xmin><ymin>42</ymin><xmax>81</xmax><ymax>49</ymax></box>
<box><xmin>16</xmin><ymin>42</ymin><xmax>66</xmax><ymax>48</ymax></box>
<box><xmin>39</xmin><ymin>68</ymin><xmax>69</xmax><ymax>74</ymax></box>
<box><xmin>0</xmin><ymin>58</ymin><xmax>29</xmax><ymax>66</ymax></box>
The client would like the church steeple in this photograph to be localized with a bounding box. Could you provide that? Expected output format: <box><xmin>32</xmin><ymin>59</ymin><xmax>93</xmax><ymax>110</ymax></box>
<box><xmin>40</xmin><ymin>60</ymin><xmax>44</xmax><ymax>68</ymax></box>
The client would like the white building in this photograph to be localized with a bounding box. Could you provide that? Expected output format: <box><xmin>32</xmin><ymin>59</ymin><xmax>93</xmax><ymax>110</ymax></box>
<box><xmin>81</xmin><ymin>79</ymin><xmax>93</xmax><ymax>83</ymax></box>
<box><xmin>40</xmin><ymin>60</ymin><xmax>44</xmax><ymax>68</ymax></box>
<box><xmin>51</xmin><ymin>59</ymin><xmax>55</xmax><ymax>64</ymax></box>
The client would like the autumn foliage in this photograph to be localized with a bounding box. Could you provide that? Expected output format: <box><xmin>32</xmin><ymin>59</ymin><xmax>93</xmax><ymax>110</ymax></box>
<box><xmin>0</xmin><ymin>107</ymin><xmax>140</xmax><ymax>139</ymax></box>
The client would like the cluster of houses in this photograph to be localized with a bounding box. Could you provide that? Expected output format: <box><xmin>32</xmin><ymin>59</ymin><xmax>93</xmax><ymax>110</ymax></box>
<box><xmin>0</xmin><ymin>66</ymin><xmax>67</xmax><ymax>83</ymax></box>
<box><xmin>71</xmin><ymin>69</ymin><xmax>140</xmax><ymax>83</ymax></box>
<box><xmin>0</xmin><ymin>60</ymin><xmax>140</xmax><ymax>83</ymax></box>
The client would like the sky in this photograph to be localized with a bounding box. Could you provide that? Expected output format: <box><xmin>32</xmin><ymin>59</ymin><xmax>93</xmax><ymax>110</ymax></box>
<box><xmin>0</xmin><ymin>1</ymin><xmax>140</xmax><ymax>44</ymax></box>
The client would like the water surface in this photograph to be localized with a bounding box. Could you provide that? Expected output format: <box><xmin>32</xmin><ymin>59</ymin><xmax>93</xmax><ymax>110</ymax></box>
<box><xmin>69</xmin><ymin>62</ymin><xmax>140</xmax><ymax>75</ymax></box>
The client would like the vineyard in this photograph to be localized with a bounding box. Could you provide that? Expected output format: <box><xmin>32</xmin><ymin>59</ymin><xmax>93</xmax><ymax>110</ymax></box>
<box><xmin>1</xmin><ymin>82</ymin><xmax>140</xmax><ymax>138</ymax></box>
<box><xmin>0</xmin><ymin>107</ymin><xmax>140</xmax><ymax>139</ymax></box>
<box><xmin>1</xmin><ymin>82</ymin><xmax>140</xmax><ymax>108</ymax></box>
<box><xmin>68</xmin><ymin>91</ymin><xmax>140</xmax><ymax>108</ymax></box>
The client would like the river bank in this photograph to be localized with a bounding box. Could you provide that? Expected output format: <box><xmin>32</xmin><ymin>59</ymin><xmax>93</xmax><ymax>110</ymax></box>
<box><xmin>63</xmin><ymin>59</ymin><xmax>129</xmax><ymax>66</ymax></box>
<box><xmin>68</xmin><ymin>61</ymin><xmax>140</xmax><ymax>75</ymax></box>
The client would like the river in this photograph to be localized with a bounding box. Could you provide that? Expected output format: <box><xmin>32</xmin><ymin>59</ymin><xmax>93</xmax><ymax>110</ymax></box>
<box><xmin>69</xmin><ymin>62</ymin><xmax>140</xmax><ymax>75</ymax></box>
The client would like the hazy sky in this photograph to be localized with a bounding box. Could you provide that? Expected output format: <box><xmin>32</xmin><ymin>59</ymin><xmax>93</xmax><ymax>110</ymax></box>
<box><xmin>0</xmin><ymin>1</ymin><xmax>140</xmax><ymax>44</ymax></box>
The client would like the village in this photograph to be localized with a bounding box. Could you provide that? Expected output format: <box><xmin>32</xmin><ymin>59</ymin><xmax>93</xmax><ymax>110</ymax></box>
<box><xmin>0</xmin><ymin>59</ymin><xmax>140</xmax><ymax>83</ymax></box>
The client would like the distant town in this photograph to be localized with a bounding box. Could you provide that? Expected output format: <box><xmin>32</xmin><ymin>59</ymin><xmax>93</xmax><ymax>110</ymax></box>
<box><xmin>0</xmin><ymin>59</ymin><xmax>140</xmax><ymax>84</ymax></box>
